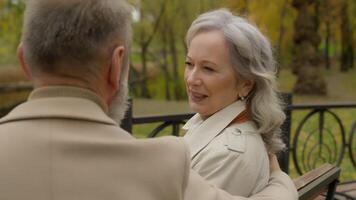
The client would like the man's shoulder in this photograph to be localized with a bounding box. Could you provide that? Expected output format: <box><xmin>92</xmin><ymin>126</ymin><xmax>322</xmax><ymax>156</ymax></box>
<box><xmin>134</xmin><ymin>136</ymin><xmax>189</xmax><ymax>158</ymax></box>
<box><xmin>135</xmin><ymin>137</ymin><xmax>190</xmax><ymax>166</ymax></box>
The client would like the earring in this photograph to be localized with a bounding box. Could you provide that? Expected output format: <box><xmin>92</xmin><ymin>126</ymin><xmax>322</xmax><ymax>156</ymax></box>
<box><xmin>238</xmin><ymin>94</ymin><xmax>245</xmax><ymax>101</ymax></box>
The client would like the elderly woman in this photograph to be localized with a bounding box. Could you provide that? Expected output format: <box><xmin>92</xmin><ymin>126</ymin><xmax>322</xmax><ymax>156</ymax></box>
<box><xmin>183</xmin><ymin>9</ymin><xmax>286</xmax><ymax>197</ymax></box>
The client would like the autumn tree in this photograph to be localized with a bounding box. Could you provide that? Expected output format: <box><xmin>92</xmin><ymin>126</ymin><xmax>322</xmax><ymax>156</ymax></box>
<box><xmin>164</xmin><ymin>0</ymin><xmax>184</xmax><ymax>100</ymax></box>
<box><xmin>0</xmin><ymin>0</ymin><xmax>25</xmax><ymax>63</ymax></box>
<box><xmin>132</xmin><ymin>0</ymin><xmax>166</xmax><ymax>98</ymax></box>
<box><xmin>221</xmin><ymin>0</ymin><xmax>249</xmax><ymax>15</ymax></box>
<box><xmin>292</xmin><ymin>0</ymin><xmax>327</xmax><ymax>95</ymax></box>
<box><xmin>340</xmin><ymin>0</ymin><xmax>354</xmax><ymax>72</ymax></box>
<box><xmin>276</xmin><ymin>0</ymin><xmax>289</xmax><ymax>66</ymax></box>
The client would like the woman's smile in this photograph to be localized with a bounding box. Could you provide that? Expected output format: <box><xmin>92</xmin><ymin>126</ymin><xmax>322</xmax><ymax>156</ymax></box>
<box><xmin>188</xmin><ymin>89</ymin><xmax>209</xmax><ymax>103</ymax></box>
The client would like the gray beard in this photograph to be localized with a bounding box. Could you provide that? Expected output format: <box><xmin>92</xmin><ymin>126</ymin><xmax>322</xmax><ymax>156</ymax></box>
<box><xmin>108</xmin><ymin>82</ymin><xmax>129</xmax><ymax>125</ymax></box>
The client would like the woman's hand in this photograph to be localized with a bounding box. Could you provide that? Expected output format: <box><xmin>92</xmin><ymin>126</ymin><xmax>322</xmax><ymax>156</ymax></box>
<box><xmin>269</xmin><ymin>154</ymin><xmax>281</xmax><ymax>173</ymax></box>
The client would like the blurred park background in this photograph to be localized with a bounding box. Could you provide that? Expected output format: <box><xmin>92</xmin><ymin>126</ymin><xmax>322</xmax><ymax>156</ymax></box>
<box><xmin>0</xmin><ymin>0</ymin><xmax>355</xmax><ymax>182</ymax></box>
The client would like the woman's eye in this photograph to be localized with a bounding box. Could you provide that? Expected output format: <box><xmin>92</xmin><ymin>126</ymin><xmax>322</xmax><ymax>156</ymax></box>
<box><xmin>185</xmin><ymin>61</ymin><xmax>193</xmax><ymax>68</ymax></box>
<box><xmin>203</xmin><ymin>66</ymin><xmax>215</xmax><ymax>72</ymax></box>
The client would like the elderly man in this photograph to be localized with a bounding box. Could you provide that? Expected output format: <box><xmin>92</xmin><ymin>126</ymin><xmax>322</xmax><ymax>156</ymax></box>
<box><xmin>0</xmin><ymin>0</ymin><xmax>297</xmax><ymax>199</ymax></box>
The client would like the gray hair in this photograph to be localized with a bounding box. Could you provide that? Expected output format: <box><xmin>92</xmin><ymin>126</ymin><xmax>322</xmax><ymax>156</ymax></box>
<box><xmin>22</xmin><ymin>0</ymin><xmax>132</xmax><ymax>84</ymax></box>
<box><xmin>186</xmin><ymin>9</ymin><xmax>286</xmax><ymax>153</ymax></box>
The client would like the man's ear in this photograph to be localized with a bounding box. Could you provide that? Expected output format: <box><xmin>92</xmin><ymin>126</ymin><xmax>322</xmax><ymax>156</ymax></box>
<box><xmin>240</xmin><ymin>79</ymin><xmax>255</xmax><ymax>97</ymax></box>
<box><xmin>17</xmin><ymin>43</ymin><xmax>32</xmax><ymax>80</ymax></box>
<box><xmin>109</xmin><ymin>46</ymin><xmax>125</xmax><ymax>91</ymax></box>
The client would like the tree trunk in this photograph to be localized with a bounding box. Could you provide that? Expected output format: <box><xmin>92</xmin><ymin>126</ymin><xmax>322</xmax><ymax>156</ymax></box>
<box><xmin>242</xmin><ymin>0</ymin><xmax>249</xmax><ymax>15</ymax></box>
<box><xmin>136</xmin><ymin>1</ymin><xmax>167</xmax><ymax>98</ymax></box>
<box><xmin>140</xmin><ymin>45</ymin><xmax>151</xmax><ymax>98</ymax></box>
<box><xmin>160</xmin><ymin>18</ymin><xmax>171</xmax><ymax>101</ymax></box>
<box><xmin>292</xmin><ymin>0</ymin><xmax>327</xmax><ymax>95</ymax></box>
<box><xmin>128</xmin><ymin>62</ymin><xmax>140</xmax><ymax>96</ymax></box>
<box><xmin>168</xmin><ymin>27</ymin><xmax>183</xmax><ymax>100</ymax></box>
<box><xmin>162</xmin><ymin>47</ymin><xmax>171</xmax><ymax>101</ymax></box>
<box><xmin>276</xmin><ymin>0</ymin><xmax>289</xmax><ymax>73</ymax></box>
<box><xmin>324</xmin><ymin>20</ymin><xmax>331</xmax><ymax>70</ymax></box>
<box><xmin>340</xmin><ymin>0</ymin><xmax>354</xmax><ymax>72</ymax></box>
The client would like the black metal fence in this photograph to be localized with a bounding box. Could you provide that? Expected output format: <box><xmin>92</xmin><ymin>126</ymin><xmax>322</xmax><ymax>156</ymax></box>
<box><xmin>291</xmin><ymin>103</ymin><xmax>356</xmax><ymax>174</ymax></box>
<box><xmin>120</xmin><ymin>99</ymin><xmax>356</xmax><ymax>176</ymax></box>
<box><xmin>1</xmin><ymin>85</ymin><xmax>355</xmax><ymax>178</ymax></box>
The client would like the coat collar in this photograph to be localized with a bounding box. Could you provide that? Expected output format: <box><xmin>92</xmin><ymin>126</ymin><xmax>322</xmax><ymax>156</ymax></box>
<box><xmin>183</xmin><ymin>100</ymin><xmax>246</xmax><ymax>159</ymax></box>
<box><xmin>0</xmin><ymin>86</ymin><xmax>117</xmax><ymax>126</ymax></box>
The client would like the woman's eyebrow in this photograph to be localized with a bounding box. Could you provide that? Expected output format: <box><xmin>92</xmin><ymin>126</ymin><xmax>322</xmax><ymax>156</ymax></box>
<box><xmin>185</xmin><ymin>56</ymin><xmax>217</xmax><ymax>66</ymax></box>
<box><xmin>201</xmin><ymin>60</ymin><xmax>218</xmax><ymax>66</ymax></box>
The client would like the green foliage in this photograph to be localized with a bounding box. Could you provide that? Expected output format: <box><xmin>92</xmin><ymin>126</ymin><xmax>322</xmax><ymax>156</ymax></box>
<box><xmin>0</xmin><ymin>0</ymin><xmax>355</xmax><ymax>98</ymax></box>
<box><xmin>0</xmin><ymin>0</ymin><xmax>25</xmax><ymax>64</ymax></box>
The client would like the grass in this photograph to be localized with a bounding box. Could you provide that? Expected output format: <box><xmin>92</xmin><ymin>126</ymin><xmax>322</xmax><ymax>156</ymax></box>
<box><xmin>0</xmin><ymin>64</ymin><xmax>355</xmax><ymax>181</ymax></box>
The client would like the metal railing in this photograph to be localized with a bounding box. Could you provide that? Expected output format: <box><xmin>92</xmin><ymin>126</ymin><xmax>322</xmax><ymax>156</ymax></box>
<box><xmin>120</xmin><ymin>97</ymin><xmax>356</xmax><ymax>176</ymax></box>
<box><xmin>290</xmin><ymin>103</ymin><xmax>356</xmax><ymax>175</ymax></box>
<box><xmin>1</xmin><ymin>86</ymin><xmax>355</xmax><ymax>177</ymax></box>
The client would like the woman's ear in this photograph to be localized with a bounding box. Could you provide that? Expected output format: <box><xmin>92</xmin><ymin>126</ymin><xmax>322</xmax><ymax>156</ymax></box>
<box><xmin>239</xmin><ymin>79</ymin><xmax>255</xmax><ymax>97</ymax></box>
<box><xmin>17</xmin><ymin>43</ymin><xmax>32</xmax><ymax>80</ymax></box>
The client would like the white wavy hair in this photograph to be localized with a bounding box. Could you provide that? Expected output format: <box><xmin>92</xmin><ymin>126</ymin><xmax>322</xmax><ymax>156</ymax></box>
<box><xmin>186</xmin><ymin>9</ymin><xmax>286</xmax><ymax>153</ymax></box>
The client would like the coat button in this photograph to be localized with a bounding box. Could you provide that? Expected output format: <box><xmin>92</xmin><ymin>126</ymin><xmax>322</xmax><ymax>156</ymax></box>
<box><xmin>232</xmin><ymin>128</ymin><xmax>242</xmax><ymax>136</ymax></box>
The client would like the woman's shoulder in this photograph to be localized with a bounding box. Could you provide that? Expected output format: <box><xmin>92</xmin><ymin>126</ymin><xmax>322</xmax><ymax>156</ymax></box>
<box><xmin>221</xmin><ymin>121</ymin><xmax>266</xmax><ymax>153</ymax></box>
<box><xmin>192</xmin><ymin>121</ymin><xmax>270</xmax><ymax>196</ymax></box>
<box><xmin>193</xmin><ymin>120</ymin><xmax>267</xmax><ymax>160</ymax></box>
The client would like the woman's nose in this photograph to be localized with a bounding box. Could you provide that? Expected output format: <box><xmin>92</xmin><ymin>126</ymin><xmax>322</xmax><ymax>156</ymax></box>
<box><xmin>186</xmin><ymin>69</ymin><xmax>202</xmax><ymax>86</ymax></box>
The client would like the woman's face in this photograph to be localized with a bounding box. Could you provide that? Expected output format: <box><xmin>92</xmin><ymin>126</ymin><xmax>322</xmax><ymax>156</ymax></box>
<box><xmin>185</xmin><ymin>30</ymin><xmax>242</xmax><ymax>118</ymax></box>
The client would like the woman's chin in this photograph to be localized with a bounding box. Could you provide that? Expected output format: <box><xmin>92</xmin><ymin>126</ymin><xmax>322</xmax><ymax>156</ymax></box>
<box><xmin>189</xmin><ymin>104</ymin><xmax>210</xmax><ymax>117</ymax></box>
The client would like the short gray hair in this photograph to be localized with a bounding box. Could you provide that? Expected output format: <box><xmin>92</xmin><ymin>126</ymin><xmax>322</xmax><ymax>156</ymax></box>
<box><xmin>186</xmin><ymin>9</ymin><xmax>286</xmax><ymax>153</ymax></box>
<box><xmin>22</xmin><ymin>0</ymin><xmax>132</xmax><ymax>83</ymax></box>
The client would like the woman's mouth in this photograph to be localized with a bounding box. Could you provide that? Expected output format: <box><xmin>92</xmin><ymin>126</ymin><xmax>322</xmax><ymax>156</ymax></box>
<box><xmin>189</xmin><ymin>91</ymin><xmax>208</xmax><ymax>102</ymax></box>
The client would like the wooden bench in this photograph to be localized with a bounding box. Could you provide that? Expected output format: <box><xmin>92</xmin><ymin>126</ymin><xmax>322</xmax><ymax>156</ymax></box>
<box><xmin>335</xmin><ymin>181</ymin><xmax>356</xmax><ymax>200</ymax></box>
<box><xmin>293</xmin><ymin>163</ymin><xmax>341</xmax><ymax>200</ymax></box>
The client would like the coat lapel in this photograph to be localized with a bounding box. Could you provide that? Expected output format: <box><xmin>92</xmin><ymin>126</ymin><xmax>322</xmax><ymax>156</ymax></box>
<box><xmin>183</xmin><ymin>100</ymin><xmax>246</xmax><ymax>159</ymax></box>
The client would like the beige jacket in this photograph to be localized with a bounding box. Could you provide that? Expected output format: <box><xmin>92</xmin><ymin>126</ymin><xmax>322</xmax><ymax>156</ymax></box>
<box><xmin>183</xmin><ymin>101</ymin><xmax>269</xmax><ymax>196</ymax></box>
<box><xmin>0</xmin><ymin>86</ymin><xmax>297</xmax><ymax>200</ymax></box>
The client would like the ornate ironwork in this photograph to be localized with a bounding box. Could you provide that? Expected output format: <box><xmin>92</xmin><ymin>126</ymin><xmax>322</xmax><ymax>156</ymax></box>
<box><xmin>292</xmin><ymin>109</ymin><xmax>346</xmax><ymax>175</ymax></box>
<box><xmin>129</xmin><ymin>113</ymin><xmax>193</xmax><ymax>138</ymax></box>
<box><xmin>148</xmin><ymin>121</ymin><xmax>186</xmax><ymax>138</ymax></box>
<box><xmin>349</xmin><ymin>121</ymin><xmax>356</xmax><ymax>168</ymax></box>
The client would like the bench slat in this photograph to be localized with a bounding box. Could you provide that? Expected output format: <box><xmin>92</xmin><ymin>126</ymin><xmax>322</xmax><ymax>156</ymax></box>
<box><xmin>294</xmin><ymin>164</ymin><xmax>334</xmax><ymax>190</ymax></box>
<box><xmin>293</xmin><ymin>164</ymin><xmax>341</xmax><ymax>200</ymax></box>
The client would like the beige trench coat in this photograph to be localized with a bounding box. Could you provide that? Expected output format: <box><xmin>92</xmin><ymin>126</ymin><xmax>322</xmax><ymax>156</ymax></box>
<box><xmin>183</xmin><ymin>101</ymin><xmax>270</xmax><ymax>196</ymax></box>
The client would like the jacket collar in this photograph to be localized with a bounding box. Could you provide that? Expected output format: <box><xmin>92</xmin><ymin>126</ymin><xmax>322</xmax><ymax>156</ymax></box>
<box><xmin>0</xmin><ymin>86</ymin><xmax>117</xmax><ymax>126</ymax></box>
<box><xmin>183</xmin><ymin>100</ymin><xmax>246</xmax><ymax>159</ymax></box>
